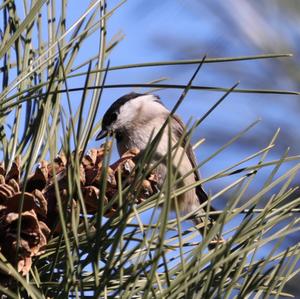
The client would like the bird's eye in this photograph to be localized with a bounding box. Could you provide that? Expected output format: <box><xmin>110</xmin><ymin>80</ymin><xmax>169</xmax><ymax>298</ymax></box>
<box><xmin>110</xmin><ymin>112</ymin><xmax>118</xmax><ymax>123</ymax></box>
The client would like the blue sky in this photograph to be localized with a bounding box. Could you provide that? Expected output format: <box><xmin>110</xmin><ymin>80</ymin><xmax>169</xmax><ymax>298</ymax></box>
<box><xmin>2</xmin><ymin>0</ymin><xmax>299</xmax><ymax>294</ymax></box>
<box><xmin>4</xmin><ymin>0</ymin><xmax>298</xmax><ymax>218</ymax></box>
<box><xmin>13</xmin><ymin>0</ymin><xmax>296</xmax><ymax>221</ymax></box>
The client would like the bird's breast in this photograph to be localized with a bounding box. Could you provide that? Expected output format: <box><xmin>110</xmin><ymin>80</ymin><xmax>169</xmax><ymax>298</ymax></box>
<box><xmin>116</xmin><ymin>126</ymin><xmax>154</xmax><ymax>156</ymax></box>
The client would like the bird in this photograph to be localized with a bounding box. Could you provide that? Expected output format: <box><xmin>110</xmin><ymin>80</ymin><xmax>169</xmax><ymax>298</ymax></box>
<box><xmin>96</xmin><ymin>92</ymin><xmax>222</xmax><ymax>246</ymax></box>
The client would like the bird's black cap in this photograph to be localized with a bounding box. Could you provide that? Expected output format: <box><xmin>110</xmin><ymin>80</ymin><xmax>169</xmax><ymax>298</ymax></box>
<box><xmin>96</xmin><ymin>92</ymin><xmax>144</xmax><ymax>140</ymax></box>
<box><xmin>102</xmin><ymin>92</ymin><xmax>143</xmax><ymax>129</ymax></box>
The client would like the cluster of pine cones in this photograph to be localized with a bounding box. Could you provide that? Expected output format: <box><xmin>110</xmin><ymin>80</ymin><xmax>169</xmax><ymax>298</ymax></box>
<box><xmin>0</xmin><ymin>143</ymin><xmax>158</xmax><ymax>280</ymax></box>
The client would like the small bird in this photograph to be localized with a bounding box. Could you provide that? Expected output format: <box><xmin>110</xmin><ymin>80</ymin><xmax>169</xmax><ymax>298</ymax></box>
<box><xmin>96</xmin><ymin>92</ymin><xmax>220</xmax><ymax>244</ymax></box>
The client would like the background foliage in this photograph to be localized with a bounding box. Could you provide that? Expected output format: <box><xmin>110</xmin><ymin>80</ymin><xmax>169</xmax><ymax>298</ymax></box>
<box><xmin>0</xmin><ymin>0</ymin><xmax>299</xmax><ymax>298</ymax></box>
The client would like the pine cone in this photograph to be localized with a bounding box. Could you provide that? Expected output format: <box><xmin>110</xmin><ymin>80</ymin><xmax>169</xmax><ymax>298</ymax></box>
<box><xmin>0</xmin><ymin>143</ymin><xmax>159</xmax><ymax>280</ymax></box>
<box><xmin>0</xmin><ymin>163</ymin><xmax>50</xmax><ymax>279</ymax></box>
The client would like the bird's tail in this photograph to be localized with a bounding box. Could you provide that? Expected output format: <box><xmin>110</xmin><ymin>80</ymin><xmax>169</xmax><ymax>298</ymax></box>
<box><xmin>192</xmin><ymin>212</ymin><xmax>224</xmax><ymax>250</ymax></box>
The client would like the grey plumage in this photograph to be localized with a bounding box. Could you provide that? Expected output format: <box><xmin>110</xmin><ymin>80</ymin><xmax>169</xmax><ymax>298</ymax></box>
<box><xmin>97</xmin><ymin>93</ymin><xmax>221</xmax><ymax>243</ymax></box>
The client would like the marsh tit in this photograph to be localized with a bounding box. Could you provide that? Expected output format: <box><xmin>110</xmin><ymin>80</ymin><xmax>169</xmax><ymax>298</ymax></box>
<box><xmin>96</xmin><ymin>92</ymin><xmax>220</xmax><ymax>243</ymax></box>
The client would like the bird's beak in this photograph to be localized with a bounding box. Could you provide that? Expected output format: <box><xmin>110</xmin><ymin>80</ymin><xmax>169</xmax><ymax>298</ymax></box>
<box><xmin>96</xmin><ymin>129</ymin><xmax>108</xmax><ymax>140</ymax></box>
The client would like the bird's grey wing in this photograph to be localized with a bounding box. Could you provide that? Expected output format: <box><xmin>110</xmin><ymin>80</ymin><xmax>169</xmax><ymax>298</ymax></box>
<box><xmin>171</xmin><ymin>114</ymin><xmax>209</xmax><ymax>205</ymax></box>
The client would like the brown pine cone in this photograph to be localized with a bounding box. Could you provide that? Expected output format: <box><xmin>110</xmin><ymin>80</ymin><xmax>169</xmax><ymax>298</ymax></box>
<box><xmin>0</xmin><ymin>143</ymin><xmax>159</xmax><ymax>279</ymax></box>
